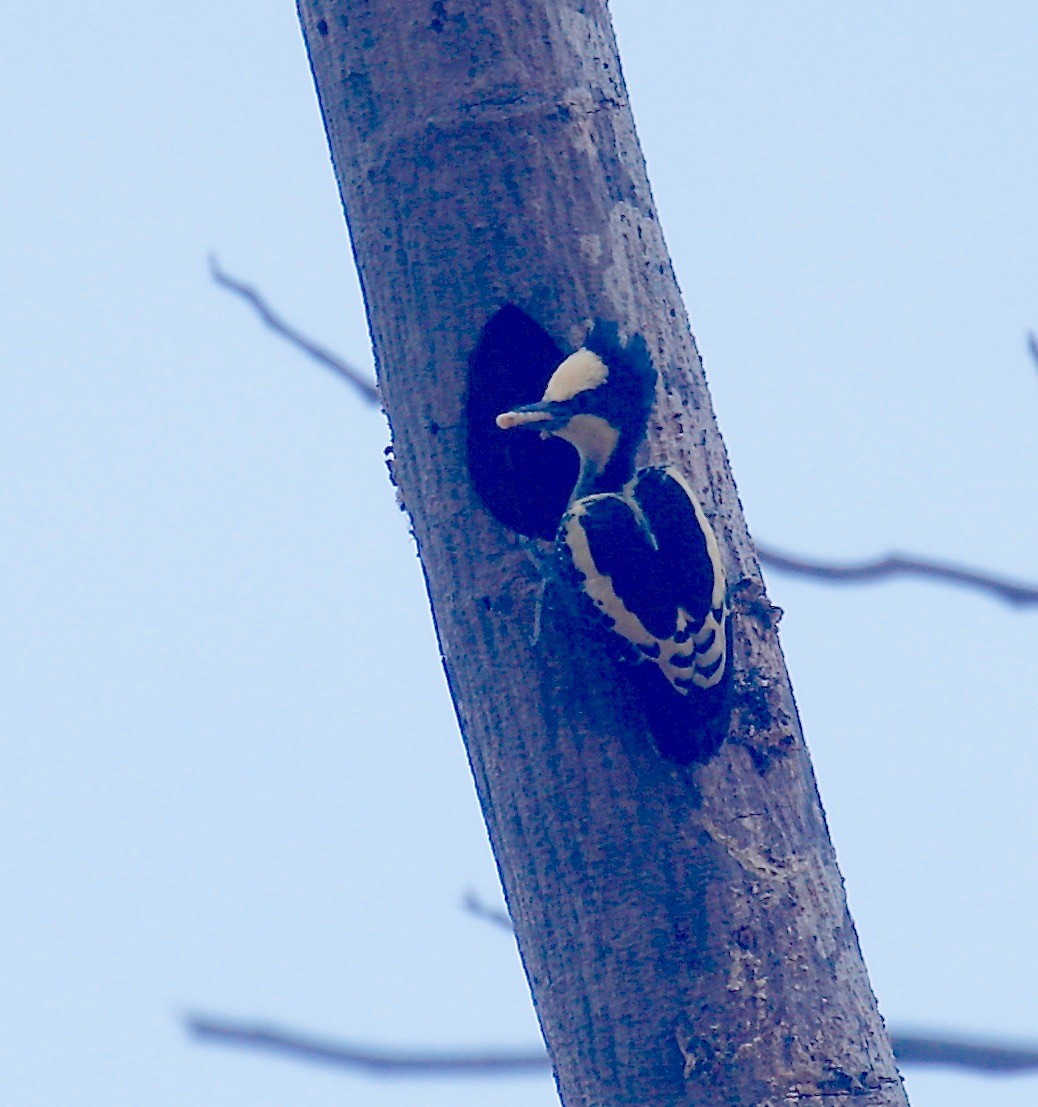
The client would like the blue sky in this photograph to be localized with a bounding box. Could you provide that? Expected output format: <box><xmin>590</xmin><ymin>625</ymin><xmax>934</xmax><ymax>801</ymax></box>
<box><xmin>2</xmin><ymin>4</ymin><xmax>1037</xmax><ymax>1105</ymax></box>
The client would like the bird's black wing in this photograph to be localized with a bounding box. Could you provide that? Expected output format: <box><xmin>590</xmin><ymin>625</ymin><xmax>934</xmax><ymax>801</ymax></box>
<box><xmin>562</xmin><ymin>468</ymin><xmax>732</xmax><ymax>762</ymax></box>
<box><xmin>562</xmin><ymin>491</ymin><xmax>678</xmax><ymax>644</ymax></box>
<box><xmin>563</xmin><ymin>466</ymin><xmax>729</xmax><ymax>691</ymax></box>
<box><xmin>627</xmin><ymin>466</ymin><xmax>726</xmax><ymax>628</ymax></box>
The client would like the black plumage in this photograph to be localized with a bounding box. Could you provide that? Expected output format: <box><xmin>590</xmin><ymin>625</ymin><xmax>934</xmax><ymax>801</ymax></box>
<box><xmin>496</xmin><ymin>319</ymin><xmax>732</xmax><ymax>763</ymax></box>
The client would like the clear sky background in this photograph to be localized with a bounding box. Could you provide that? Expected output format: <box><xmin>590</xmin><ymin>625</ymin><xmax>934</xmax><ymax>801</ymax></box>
<box><xmin>3</xmin><ymin>4</ymin><xmax>1037</xmax><ymax>1106</ymax></box>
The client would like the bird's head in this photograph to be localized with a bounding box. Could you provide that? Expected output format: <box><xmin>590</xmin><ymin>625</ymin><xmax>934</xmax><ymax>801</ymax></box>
<box><xmin>495</xmin><ymin>321</ymin><xmax>656</xmax><ymax>495</ymax></box>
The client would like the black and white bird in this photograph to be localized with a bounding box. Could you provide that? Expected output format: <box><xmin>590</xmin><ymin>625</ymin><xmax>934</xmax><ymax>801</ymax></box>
<box><xmin>496</xmin><ymin>321</ymin><xmax>732</xmax><ymax>761</ymax></box>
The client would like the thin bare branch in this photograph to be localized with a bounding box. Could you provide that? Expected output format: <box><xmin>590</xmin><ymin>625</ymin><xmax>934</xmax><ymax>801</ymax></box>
<box><xmin>756</xmin><ymin>544</ymin><xmax>1038</xmax><ymax>608</ymax></box>
<box><xmin>186</xmin><ymin>1014</ymin><xmax>1038</xmax><ymax>1077</ymax></box>
<box><xmin>893</xmin><ymin>1032</ymin><xmax>1038</xmax><ymax>1073</ymax></box>
<box><xmin>461</xmin><ymin>889</ymin><xmax>513</xmax><ymax>931</ymax></box>
<box><xmin>210</xmin><ymin>266</ymin><xmax>1037</xmax><ymax>609</ymax></box>
<box><xmin>209</xmin><ymin>254</ymin><xmax>379</xmax><ymax>405</ymax></box>
<box><xmin>185</xmin><ymin>1014</ymin><xmax>549</xmax><ymax>1077</ymax></box>
<box><xmin>1028</xmin><ymin>330</ymin><xmax>1038</xmax><ymax>371</ymax></box>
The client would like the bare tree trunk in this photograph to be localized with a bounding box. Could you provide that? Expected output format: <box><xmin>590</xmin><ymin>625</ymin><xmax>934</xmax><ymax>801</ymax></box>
<box><xmin>295</xmin><ymin>2</ymin><xmax>908</xmax><ymax>1104</ymax></box>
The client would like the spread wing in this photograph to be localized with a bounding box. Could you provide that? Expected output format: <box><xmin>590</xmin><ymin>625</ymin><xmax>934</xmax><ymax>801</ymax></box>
<box><xmin>561</xmin><ymin>466</ymin><xmax>729</xmax><ymax>693</ymax></box>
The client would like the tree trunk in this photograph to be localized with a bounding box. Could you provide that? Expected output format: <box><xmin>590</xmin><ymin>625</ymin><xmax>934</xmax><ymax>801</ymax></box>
<box><xmin>295</xmin><ymin>2</ymin><xmax>909</xmax><ymax>1104</ymax></box>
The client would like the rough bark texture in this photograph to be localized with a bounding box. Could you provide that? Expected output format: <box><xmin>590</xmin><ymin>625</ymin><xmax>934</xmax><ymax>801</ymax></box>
<box><xmin>296</xmin><ymin>2</ymin><xmax>909</xmax><ymax>1104</ymax></box>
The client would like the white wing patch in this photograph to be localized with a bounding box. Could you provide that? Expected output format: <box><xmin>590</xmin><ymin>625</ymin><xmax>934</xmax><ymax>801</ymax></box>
<box><xmin>542</xmin><ymin>348</ymin><xmax>608</xmax><ymax>402</ymax></box>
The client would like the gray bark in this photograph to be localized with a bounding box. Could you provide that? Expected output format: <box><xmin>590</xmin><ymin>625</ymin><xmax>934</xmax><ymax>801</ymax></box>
<box><xmin>295</xmin><ymin>2</ymin><xmax>909</xmax><ymax>1104</ymax></box>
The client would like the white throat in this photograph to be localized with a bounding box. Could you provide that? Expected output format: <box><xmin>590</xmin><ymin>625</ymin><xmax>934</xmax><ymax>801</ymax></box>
<box><xmin>554</xmin><ymin>413</ymin><xmax>620</xmax><ymax>494</ymax></box>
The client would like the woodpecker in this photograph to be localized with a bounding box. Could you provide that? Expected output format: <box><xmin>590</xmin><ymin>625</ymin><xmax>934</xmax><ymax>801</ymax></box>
<box><xmin>496</xmin><ymin>321</ymin><xmax>731</xmax><ymax>759</ymax></box>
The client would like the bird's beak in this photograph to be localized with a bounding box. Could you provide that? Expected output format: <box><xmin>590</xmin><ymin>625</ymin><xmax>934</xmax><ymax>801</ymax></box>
<box><xmin>495</xmin><ymin>402</ymin><xmax>558</xmax><ymax>434</ymax></box>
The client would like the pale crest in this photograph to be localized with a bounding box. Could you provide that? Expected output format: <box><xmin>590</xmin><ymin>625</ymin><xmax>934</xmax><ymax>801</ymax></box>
<box><xmin>542</xmin><ymin>348</ymin><xmax>608</xmax><ymax>402</ymax></box>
